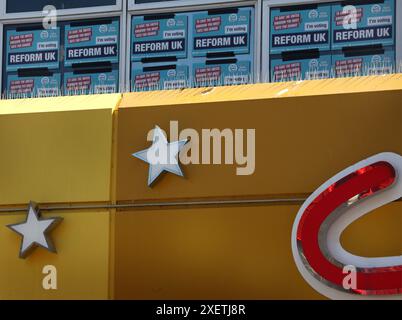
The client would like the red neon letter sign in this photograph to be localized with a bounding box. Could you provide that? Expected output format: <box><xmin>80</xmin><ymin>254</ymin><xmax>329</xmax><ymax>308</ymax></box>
<box><xmin>292</xmin><ymin>153</ymin><xmax>402</xmax><ymax>299</ymax></box>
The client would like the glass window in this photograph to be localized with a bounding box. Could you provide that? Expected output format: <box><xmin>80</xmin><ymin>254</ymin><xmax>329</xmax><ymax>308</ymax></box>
<box><xmin>6</xmin><ymin>0</ymin><xmax>117</xmax><ymax>13</ymax></box>
<box><xmin>134</xmin><ymin>0</ymin><xmax>177</xmax><ymax>3</ymax></box>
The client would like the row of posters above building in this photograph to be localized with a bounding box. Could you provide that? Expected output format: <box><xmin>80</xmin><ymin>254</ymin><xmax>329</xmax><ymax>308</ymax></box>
<box><xmin>5</xmin><ymin>7</ymin><xmax>254</xmax><ymax>72</ymax></box>
<box><xmin>130</xmin><ymin>7</ymin><xmax>254</xmax><ymax>91</ymax></box>
<box><xmin>6</xmin><ymin>46</ymin><xmax>396</xmax><ymax>96</ymax></box>
<box><xmin>6</xmin><ymin>0</ymin><xmax>397</xmax><ymax>62</ymax></box>
<box><xmin>270</xmin><ymin>0</ymin><xmax>395</xmax><ymax>53</ymax></box>
<box><xmin>5</xmin><ymin>58</ymin><xmax>253</xmax><ymax>96</ymax></box>
<box><xmin>1</xmin><ymin>0</ymin><xmax>398</xmax><ymax>96</ymax></box>
<box><xmin>269</xmin><ymin>0</ymin><xmax>397</xmax><ymax>82</ymax></box>
<box><xmin>6</xmin><ymin>71</ymin><xmax>119</xmax><ymax>97</ymax></box>
<box><xmin>5</xmin><ymin>20</ymin><xmax>120</xmax><ymax>72</ymax></box>
<box><xmin>131</xmin><ymin>56</ymin><xmax>253</xmax><ymax>91</ymax></box>
<box><xmin>271</xmin><ymin>46</ymin><xmax>395</xmax><ymax>82</ymax></box>
<box><xmin>131</xmin><ymin>7</ymin><xmax>253</xmax><ymax>60</ymax></box>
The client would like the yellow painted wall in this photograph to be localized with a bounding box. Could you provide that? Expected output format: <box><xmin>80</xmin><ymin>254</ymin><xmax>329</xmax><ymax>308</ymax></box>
<box><xmin>114</xmin><ymin>75</ymin><xmax>402</xmax><ymax>299</ymax></box>
<box><xmin>0</xmin><ymin>94</ymin><xmax>119</xmax><ymax>299</ymax></box>
<box><xmin>116</xmin><ymin>77</ymin><xmax>402</xmax><ymax>202</ymax></box>
<box><xmin>0</xmin><ymin>75</ymin><xmax>400</xmax><ymax>299</ymax></box>
<box><xmin>113</xmin><ymin>202</ymin><xmax>401</xmax><ymax>300</ymax></box>
<box><xmin>0</xmin><ymin>210</ymin><xmax>110</xmax><ymax>299</ymax></box>
<box><xmin>113</xmin><ymin>204</ymin><xmax>324</xmax><ymax>300</ymax></box>
<box><xmin>0</xmin><ymin>94</ymin><xmax>120</xmax><ymax>205</ymax></box>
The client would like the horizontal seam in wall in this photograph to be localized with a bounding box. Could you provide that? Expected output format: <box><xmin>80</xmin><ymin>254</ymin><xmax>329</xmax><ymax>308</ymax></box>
<box><xmin>0</xmin><ymin>197</ymin><xmax>401</xmax><ymax>215</ymax></box>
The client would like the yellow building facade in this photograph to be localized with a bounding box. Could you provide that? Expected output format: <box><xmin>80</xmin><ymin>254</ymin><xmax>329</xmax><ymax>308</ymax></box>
<box><xmin>0</xmin><ymin>75</ymin><xmax>401</xmax><ymax>299</ymax></box>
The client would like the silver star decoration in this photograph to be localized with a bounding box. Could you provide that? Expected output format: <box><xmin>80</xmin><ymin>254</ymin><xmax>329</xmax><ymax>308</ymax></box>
<box><xmin>133</xmin><ymin>125</ymin><xmax>188</xmax><ymax>186</ymax></box>
<box><xmin>7</xmin><ymin>201</ymin><xmax>63</xmax><ymax>259</ymax></box>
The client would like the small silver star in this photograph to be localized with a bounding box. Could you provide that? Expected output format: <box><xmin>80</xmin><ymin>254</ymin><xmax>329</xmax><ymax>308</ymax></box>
<box><xmin>133</xmin><ymin>125</ymin><xmax>188</xmax><ymax>186</ymax></box>
<box><xmin>7</xmin><ymin>201</ymin><xmax>63</xmax><ymax>259</ymax></box>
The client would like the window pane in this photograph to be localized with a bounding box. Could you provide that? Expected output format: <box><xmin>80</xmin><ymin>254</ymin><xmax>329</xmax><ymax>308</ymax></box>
<box><xmin>6</xmin><ymin>0</ymin><xmax>117</xmax><ymax>13</ymax></box>
<box><xmin>135</xmin><ymin>0</ymin><xmax>179</xmax><ymax>3</ymax></box>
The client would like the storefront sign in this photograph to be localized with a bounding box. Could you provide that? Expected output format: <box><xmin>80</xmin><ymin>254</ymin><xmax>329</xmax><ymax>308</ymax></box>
<box><xmin>292</xmin><ymin>152</ymin><xmax>402</xmax><ymax>299</ymax></box>
<box><xmin>7</xmin><ymin>202</ymin><xmax>63</xmax><ymax>259</ymax></box>
<box><xmin>132</xmin><ymin>125</ymin><xmax>188</xmax><ymax>186</ymax></box>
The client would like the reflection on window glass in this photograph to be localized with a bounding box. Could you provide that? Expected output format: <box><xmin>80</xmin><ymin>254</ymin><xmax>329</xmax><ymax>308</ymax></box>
<box><xmin>6</xmin><ymin>0</ymin><xmax>117</xmax><ymax>13</ymax></box>
<box><xmin>135</xmin><ymin>0</ymin><xmax>179</xmax><ymax>3</ymax></box>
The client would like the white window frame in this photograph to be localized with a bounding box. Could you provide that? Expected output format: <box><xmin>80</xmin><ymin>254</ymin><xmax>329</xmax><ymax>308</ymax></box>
<box><xmin>0</xmin><ymin>0</ymin><xmax>123</xmax><ymax>20</ymax></box>
<box><xmin>126</xmin><ymin>0</ymin><xmax>262</xmax><ymax>89</ymax></box>
<box><xmin>0</xmin><ymin>10</ymin><xmax>126</xmax><ymax>96</ymax></box>
<box><xmin>262</xmin><ymin>0</ymin><xmax>402</xmax><ymax>83</ymax></box>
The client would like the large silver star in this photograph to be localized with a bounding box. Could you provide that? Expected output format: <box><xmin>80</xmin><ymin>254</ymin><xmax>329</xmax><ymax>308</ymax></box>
<box><xmin>7</xmin><ymin>202</ymin><xmax>63</xmax><ymax>259</ymax></box>
<box><xmin>133</xmin><ymin>125</ymin><xmax>188</xmax><ymax>186</ymax></box>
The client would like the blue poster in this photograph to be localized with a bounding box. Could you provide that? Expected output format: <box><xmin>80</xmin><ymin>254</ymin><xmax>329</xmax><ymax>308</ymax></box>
<box><xmin>64</xmin><ymin>70</ymin><xmax>119</xmax><ymax>95</ymax></box>
<box><xmin>270</xmin><ymin>54</ymin><xmax>331</xmax><ymax>82</ymax></box>
<box><xmin>332</xmin><ymin>0</ymin><xmax>395</xmax><ymax>49</ymax></box>
<box><xmin>64</xmin><ymin>20</ymin><xmax>119</xmax><ymax>66</ymax></box>
<box><xmin>270</xmin><ymin>5</ymin><xmax>331</xmax><ymax>54</ymax></box>
<box><xmin>192</xmin><ymin>8</ymin><xmax>252</xmax><ymax>57</ymax></box>
<box><xmin>5</xmin><ymin>28</ymin><xmax>60</xmax><ymax>72</ymax></box>
<box><xmin>193</xmin><ymin>57</ymin><xmax>252</xmax><ymax>87</ymax></box>
<box><xmin>131</xmin><ymin>64</ymin><xmax>189</xmax><ymax>91</ymax></box>
<box><xmin>332</xmin><ymin>48</ymin><xmax>395</xmax><ymax>77</ymax></box>
<box><xmin>6</xmin><ymin>73</ymin><xmax>61</xmax><ymax>97</ymax></box>
<box><xmin>132</xmin><ymin>14</ymin><xmax>188</xmax><ymax>61</ymax></box>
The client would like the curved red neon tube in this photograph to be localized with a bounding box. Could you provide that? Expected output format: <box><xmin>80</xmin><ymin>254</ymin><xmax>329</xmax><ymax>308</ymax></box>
<box><xmin>297</xmin><ymin>161</ymin><xmax>402</xmax><ymax>295</ymax></box>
